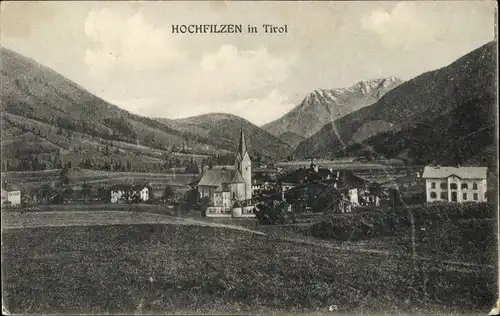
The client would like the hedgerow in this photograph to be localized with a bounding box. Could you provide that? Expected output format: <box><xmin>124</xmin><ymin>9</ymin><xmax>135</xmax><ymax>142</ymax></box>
<box><xmin>311</xmin><ymin>202</ymin><xmax>495</xmax><ymax>242</ymax></box>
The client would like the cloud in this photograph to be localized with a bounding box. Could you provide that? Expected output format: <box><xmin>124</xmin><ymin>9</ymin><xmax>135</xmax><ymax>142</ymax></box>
<box><xmin>197</xmin><ymin>44</ymin><xmax>298</xmax><ymax>97</ymax></box>
<box><xmin>113</xmin><ymin>88</ymin><xmax>295</xmax><ymax>126</ymax></box>
<box><xmin>361</xmin><ymin>2</ymin><xmax>438</xmax><ymax>49</ymax></box>
<box><xmin>84</xmin><ymin>8</ymin><xmax>183</xmax><ymax>78</ymax></box>
<box><xmin>88</xmin><ymin>42</ymin><xmax>298</xmax><ymax>123</ymax></box>
<box><xmin>217</xmin><ymin>89</ymin><xmax>295</xmax><ymax>125</ymax></box>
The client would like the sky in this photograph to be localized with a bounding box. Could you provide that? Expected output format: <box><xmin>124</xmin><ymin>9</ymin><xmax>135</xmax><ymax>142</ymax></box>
<box><xmin>0</xmin><ymin>1</ymin><xmax>496</xmax><ymax>126</ymax></box>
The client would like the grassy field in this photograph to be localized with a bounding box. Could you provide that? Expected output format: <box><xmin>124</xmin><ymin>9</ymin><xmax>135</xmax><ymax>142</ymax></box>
<box><xmin>2</xmin><ymin>169</ymin><xmax>199</xmax><ymax>194</ymax></box>
<box><xmin>2</xmin><ymin>220</ymin><xmax>496</xmax><ymax>315</ymax></box>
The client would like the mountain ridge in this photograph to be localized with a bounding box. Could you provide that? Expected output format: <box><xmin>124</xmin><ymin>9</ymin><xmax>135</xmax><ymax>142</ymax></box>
<box><xmin>0</xmin><ymin>48</ymin><xmax>291</xmax><ymax>172</ymax></box>
<box><xmin>293</xmin><ymin>41</ymin><xmax>497</xmax><ymax>168</ymax></box>
<box><xmin>262</xmin><ymin>77</ymin><xmax>402</xmax><ymax>139</ymax></box>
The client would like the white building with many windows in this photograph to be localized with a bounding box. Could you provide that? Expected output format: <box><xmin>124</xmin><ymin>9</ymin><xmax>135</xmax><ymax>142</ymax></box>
<box><xmin>1</xmin><ymin>182</ymin><xmax>22</xmax><ymax>207</ymax></box>
<box><xmin>422</xmin><ymin>166</ymin><xmax>487</xmax><ymax>203</ymax></box>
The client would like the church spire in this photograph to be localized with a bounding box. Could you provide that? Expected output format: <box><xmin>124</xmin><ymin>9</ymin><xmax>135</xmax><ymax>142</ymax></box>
<box><xmin>238</xmin><ymin>127</ymin><xmax>247</xmax><ymax>158</ymax></box>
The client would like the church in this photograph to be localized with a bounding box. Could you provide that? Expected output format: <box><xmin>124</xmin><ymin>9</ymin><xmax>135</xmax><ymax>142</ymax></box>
<box><xmin>197</xmin><ymin>128</ymin><xmax>255</xmax><ymax>217</ymax></box>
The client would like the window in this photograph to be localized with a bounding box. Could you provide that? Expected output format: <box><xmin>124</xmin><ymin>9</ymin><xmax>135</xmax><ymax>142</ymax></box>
<box><xmin>430</xmin><ymin>192</ymin><xmax>437</xmax><ymax>199</ymax></box>
<box><xmin>463</xmin><ymin>193</ymin><xmax>467</xmax><ymax>200</ymax></box>
<box><xmin>473</xmin><ymin>193</ymin><xmax>478</xmax><ymax>201</ymax></box>
<box><xmin>440</xmin><ymin>192</ymin><xmax>448</xmax><ymax>200</ymax></box>
<box><xmin>461</xmin><ymin>183</ymin><xmax>468</xmax><ymax>190</ymax></box>
<box><xmin>440</xmin><ymin>183</ymin><xmax>447</xmax><ymax>190</ymax></box>
<box><xmin>450</xmin><ymin>183</ymin><xmax>457</xmax><ymax>190</ymax></box>
<box><xmin>473</xmin><ymin>183</ymin><xmax>478</xmax><ymax>190</ymax></box>
<box><xmin>431</xmin><ymin>182</ymin><xmax>436</xmax><ymax>189</ymax></box>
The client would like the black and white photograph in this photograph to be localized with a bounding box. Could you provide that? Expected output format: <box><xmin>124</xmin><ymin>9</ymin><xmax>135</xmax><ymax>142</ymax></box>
<box><xmin>1</xmin><ymin>1</ymin><xmax>498</xmax><ymax>315</ymax></box>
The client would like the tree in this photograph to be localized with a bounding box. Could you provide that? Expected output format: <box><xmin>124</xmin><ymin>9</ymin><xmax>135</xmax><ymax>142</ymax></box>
<box><xmin>38</xmin><ymin>183</ymin><xmax>55</xmax><ymax>203</ymax></box>
<box><xmin>309</xmin><ymin>184</ymin><xmax>342</xmax><ymax>213</ymax></box>
<box><xmin>81</xmin><ymin>182</ymin><xmax>92</xmax><ymax>203</ymax></box>
<box><xmin>97</xmin><ymin>186</ymin><xmax>110</xmax><ymax>202</ymax></box>
<box><xmin>58</xmin><ymin>167</ymin><xmax>70</xmax><ymax>187</ymax></box>
<box><xmin>186</xmin><ymin>161</ymin><xmax>199</xmax><ymax>174</ymax></box>
<box><xmin>56</xmin><ymin>167</ymin><xmax>72</xmax><ymax>203</ymax></box>
<box><xmin>163</xmin><ymin>185</ymin><xmax>175</xmax><ymax>201</ymax></box>
<box><xmin>254</xmin><ymin>200</ymin><xmax>292</xmax><ymax>225</ymax></box>
<box><xmin>184</xmin><ymin>187</ymin><xmax>200</xmax><ymax>209</ymax></box>
<box><xmin>129</xmin><ymin>190</ymin><xmax>141</xmax><ymax>204</ymax></box>
<box><xmin>284</xmin><ymin>186</ymin><xmax>307</xmax><ymax>213</ymax></box>
<box><xmin>198</xmin><ymin>196</ymin><xmax>211</xmax><ymax>210</ymax></box>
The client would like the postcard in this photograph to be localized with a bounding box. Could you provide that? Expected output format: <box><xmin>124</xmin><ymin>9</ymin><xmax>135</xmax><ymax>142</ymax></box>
<box><xmin>1</xmin><ymin>1</ymin><xmax>498</xmax><ymax>315</ymax></box>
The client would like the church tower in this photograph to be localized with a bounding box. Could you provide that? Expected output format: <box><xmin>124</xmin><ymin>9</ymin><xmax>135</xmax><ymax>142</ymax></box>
<box><xmin>235</xmin><ymin>128</ymin><xmax>252</xmax><ymax>201</ymax></box>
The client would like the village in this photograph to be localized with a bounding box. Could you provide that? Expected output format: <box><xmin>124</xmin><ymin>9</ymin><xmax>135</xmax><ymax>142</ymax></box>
<box><xmin>2</xmin><ymin>128</ymin><xmax>489</xmax><ymax>224</ymax></box>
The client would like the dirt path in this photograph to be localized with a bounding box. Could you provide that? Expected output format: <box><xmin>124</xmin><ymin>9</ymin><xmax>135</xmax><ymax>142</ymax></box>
<box><xmin>1</xmin><ymin>210</ymin><xmax>266</xmax><ymax>236</ymax></box>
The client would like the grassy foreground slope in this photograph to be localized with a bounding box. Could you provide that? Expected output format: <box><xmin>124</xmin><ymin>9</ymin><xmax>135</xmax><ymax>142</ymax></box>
<box><xmin>2</xmin><ymin>224</ymin><xmax>495</xmax><ymax>315</ymax></box>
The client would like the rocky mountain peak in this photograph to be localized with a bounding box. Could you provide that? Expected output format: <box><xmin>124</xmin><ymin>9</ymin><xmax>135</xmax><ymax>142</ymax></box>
<box><xmin>263</xmin><ymin>77</ymin><xmax>402</xmax><ymax>139</ymax></box>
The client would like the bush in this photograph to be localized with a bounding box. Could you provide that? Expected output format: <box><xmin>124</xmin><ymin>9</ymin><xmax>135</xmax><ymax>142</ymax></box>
<box><xmin>197</xmin><ymin>196</ymin><xmax>211</xmax><ymax>210</ymax></box>
<box><xmin>311</xmin><ymin>211</ymin><xmax>401</xmax><ymax>241</ymax></box>
<box><xmin>394</xmin><ymin>201</ymin><xmax>494</xmax><ymax>221</ymax></box>
<box><xmin>254</xmin><ymin>200</ymin><xmax>293</xmax><ymax>225</ymax></box>
<box><xmin>311</xmin><ymin>202</ymin><xmax>494</xmax><ymax>242</ymax></box>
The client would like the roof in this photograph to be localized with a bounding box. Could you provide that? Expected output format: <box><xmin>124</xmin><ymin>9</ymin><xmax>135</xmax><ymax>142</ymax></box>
<box><xmin>422</xmin><ymin>166</ymin><xmax>487</xmax><ymax>179</ymax></box>
<box><xmin>1</xmin><ymin>182</ymin><xmax>20</xmax><ymax>191</ymax></box>
<box><xmin>110</xmin><ymin>184</ymin><xmax>151</xmax><ymax>191</ymax></box>
<box><xmin>212</xmin><ymin>165</ymin><xmax>236</xmax><ymax>170</ymax></box>
<box><xmin>198</xmin><ymin>169</ymin><xmax>245</xmax><ymax>187</ymax></box>
<box><xmin>237</xmin><ymin>128</ymin><xmax>248</xmax><ymax>159</ymax></box>
<box><xmin>110</xmin><ymin>185</ymin><xmax>131</xmax><ymax>191</ymax></box>
<box><xmin>131</xmin><ymin>184</ymin><xmax>152</xmax><ymax>191</ymax></box>
<box><xmin>357</xmin><ymin>175</ymin><xmax>400</xmax><ymax>185</ymax></box>
<box><xmin>253</xmin><ymin>168</ymin><xmax>280</xmax><ymax>173</ymax></box>
<box><xmin>214</xmin><ymin>183</ymin><xmax>230</xmax><ymax>193</ymax></box>
<box><xmin>317</xmin><ymin>168</ymin><xmax>333</xmax><ymax>177</ymax></box>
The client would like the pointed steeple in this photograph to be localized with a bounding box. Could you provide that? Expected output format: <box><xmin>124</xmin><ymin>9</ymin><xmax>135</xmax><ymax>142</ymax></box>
<box><xmin>237</xmin><ymin>127</ymin><xmax>247</xmax><ymax>158</ymax></box>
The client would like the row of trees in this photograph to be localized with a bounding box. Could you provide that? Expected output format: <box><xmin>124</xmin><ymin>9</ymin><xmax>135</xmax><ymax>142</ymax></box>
<box><xmin>2</xmin><ymin>151</ymin><xmax>68</xmax><ymax>172</ymax></box>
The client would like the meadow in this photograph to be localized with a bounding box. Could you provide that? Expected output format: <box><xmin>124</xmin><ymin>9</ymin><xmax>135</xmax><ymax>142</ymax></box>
<box><xmin>2</xmin><ymin>220</ymin><xmax>496</xmax><ymax>315</ymax></box>
<box><xmin>2</xmin><ymin>169</ymin><xmax>199</xmax><ymax>194</ymax></box>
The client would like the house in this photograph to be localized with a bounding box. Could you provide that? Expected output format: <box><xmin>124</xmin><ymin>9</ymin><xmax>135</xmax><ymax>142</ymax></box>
<box><xmin>131</xmin><ymin>183</ymin><xmax>153</xmax><ymax>202</ymax></box>
<box><xmin>422</xmin><ymin>166</ymin><xmax>487</xmax><ymax>203</ymax></box>
<box><xmin>348</xmin><ymin>188</ymin><xmax>359</xmax><ymax>206</ymax></box>
<box><xmin>110</xmin><ymin>185</ymin><xmax>130</xmax><ymax>203</ymax></box>
<box><xmin>252</xmin><ymin>180</ymin><xmax>274</xmax><ymax>195</ymax></box>
<box><xmin>253</xmin><ymin>167</ymin><xmax>280</xmax><ymax>182</ymax></box>
<box><xmin>281</xmin><ymin>182</ymin><xmax>296</xmax><ymax>192</ymax></box>
<box><xmin>336</xmin><ymin>171</ymin><xmax>366</xmax><ymax>190</ymax></box>
<box><xmin>317</xmin><ymin>168</ymin><xmax>334</xmax><ymax>181</ymax></box>
<box><xmin>281</xmin><ymin>182</ymin><xmax>296</xmax><ymax>200</ymax></box>
<box><xmin>110</xmin><ymin>183</ymin><xmax>153</xmax><ymax>203</ymax></box>
<box><xmin>197</xmin><ymin>128</ymin><xmax>254</xmax><ymax>217</ymax></box>
<box><xmin>1</xmin><ymin>182</ymin><xmax>21</xmax><ymax>207</ymax></box>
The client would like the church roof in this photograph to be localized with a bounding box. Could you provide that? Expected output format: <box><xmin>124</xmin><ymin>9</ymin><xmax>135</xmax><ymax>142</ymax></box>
<box><xmin>214</xmin><ymin>183</ymin><xmax>230</xmax><ymax>193</ymax></box>
<box><xmin>212</xmin><ymin>165</ymin><xmax>236</xmax><ymax>170</ymax></box>
<box><xmin>236</xmin><ymin>127</ymin><xmax>248</xmax><ymax>159</ymax></box>
<box><xmin>198</xmin><ymin>169</ymin><xmax>245</xmax><ymax>187</ymax></box>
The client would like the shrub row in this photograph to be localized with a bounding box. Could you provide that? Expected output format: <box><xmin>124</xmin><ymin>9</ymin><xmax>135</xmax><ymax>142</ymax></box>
<box><xmin>394</xmin><ymin>201</ymin><xmax>495</xmax><ymax>221</ymax></box>
<box><xmin>311</xmin><ymin>202</ymin><xmax>495</xmax><ymax>242</ymax></box>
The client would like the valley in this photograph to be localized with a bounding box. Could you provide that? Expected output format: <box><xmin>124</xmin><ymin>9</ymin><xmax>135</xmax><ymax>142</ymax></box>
<box><xmin>0</xmin><ymin>17</ymin><xmax>497</xmax><ymax>316</ymax></box>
